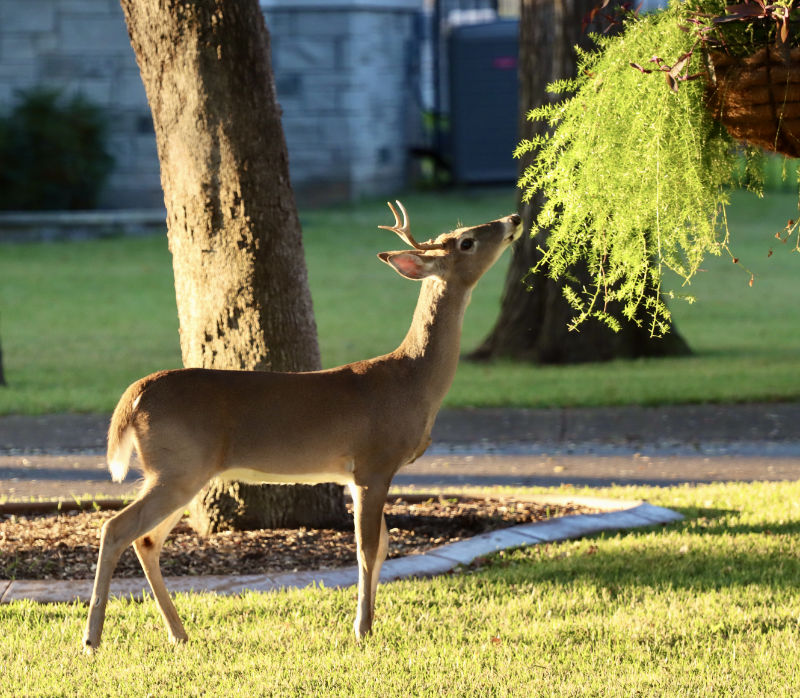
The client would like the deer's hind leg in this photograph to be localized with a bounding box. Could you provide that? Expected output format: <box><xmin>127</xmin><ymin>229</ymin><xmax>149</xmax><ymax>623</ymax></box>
<box><xmin>83</xmin><ymin>474</ymin><xmax>206</xmax><ymax>652</ymax></box>
<box><xmin>133</xmin><ymin>508</ymin><xmax>187</xmax><ymax>643</ymax></box>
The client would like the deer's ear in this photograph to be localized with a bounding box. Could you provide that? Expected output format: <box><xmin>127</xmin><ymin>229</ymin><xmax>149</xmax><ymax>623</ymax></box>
<box><xmin>378</xmin><ymin>251</ymin><xmax>440</xmax><ymax>280</ymax></box>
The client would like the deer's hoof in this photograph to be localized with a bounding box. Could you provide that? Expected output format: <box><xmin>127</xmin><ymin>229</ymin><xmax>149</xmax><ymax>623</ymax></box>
<box><xmin>354</xmin><ymin>619</ymin><xmax>372</xmax><ymax>642</ymax></box>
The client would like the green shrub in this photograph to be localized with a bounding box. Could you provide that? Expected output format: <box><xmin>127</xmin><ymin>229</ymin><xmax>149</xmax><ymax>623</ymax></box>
<box><xmin>0</xmin><ymin>88</ymin><xmax>114</xmax><ymax>210</ymax></box>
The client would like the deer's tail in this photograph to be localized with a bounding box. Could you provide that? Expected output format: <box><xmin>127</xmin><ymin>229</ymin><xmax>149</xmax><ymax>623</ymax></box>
<box><xmin>107</xmin><ymin>384</ymin><xmax>140</xmax><ymax>483</ymax></box>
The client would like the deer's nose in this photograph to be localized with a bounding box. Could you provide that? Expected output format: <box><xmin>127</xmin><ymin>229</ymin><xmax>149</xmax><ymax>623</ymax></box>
<box><xmin>509</xmin><ymin>214</ymin><xmax>521</xmax><ymax>226</ymax></box>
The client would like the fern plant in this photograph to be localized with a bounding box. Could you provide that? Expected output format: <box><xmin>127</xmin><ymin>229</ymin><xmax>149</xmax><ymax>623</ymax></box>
<box><xmin>517</xmin><ymin>0</ymin><xmax>767</xmax><ymax>336</ymax></box>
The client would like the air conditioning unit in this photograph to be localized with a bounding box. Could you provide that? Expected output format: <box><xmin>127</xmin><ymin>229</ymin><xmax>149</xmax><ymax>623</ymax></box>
<box><xmin>447</xmin><ymin>19</ymin><xmax>519</xmax><ymax>183</ymax></box>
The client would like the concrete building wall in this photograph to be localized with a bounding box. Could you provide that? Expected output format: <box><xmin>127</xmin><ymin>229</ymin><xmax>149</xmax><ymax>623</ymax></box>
<box><xmin>0</xmin><ymin>0</ymin><xmax>422</xmax><ymax>208</ymax></box>
<box><xmin>263</xmin><ymin>0</ymin><xmax>422</xmax><ymax>203</ymax></box>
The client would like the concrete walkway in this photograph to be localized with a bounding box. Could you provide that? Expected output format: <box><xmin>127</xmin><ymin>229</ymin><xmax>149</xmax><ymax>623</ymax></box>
<box><xmin>6</xmin><ymin>402</ymin><xmax>800</xmax><ymax>454</ymax></box>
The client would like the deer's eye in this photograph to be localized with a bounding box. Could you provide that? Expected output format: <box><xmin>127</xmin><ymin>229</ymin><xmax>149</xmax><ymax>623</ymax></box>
<box><xmin>459</xmin><ymin>238</ymin><xmax>474</xmax><ymax>251</ymax></box>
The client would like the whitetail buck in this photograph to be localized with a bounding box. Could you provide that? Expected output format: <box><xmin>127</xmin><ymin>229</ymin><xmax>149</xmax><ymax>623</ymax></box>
<box><xmin>83</xmin><ymin>202</ymin><xmax>522</xmax><ymax>651</ymax></box>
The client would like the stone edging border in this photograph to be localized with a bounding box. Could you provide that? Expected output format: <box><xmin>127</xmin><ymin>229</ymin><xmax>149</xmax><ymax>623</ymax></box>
<box><xmin>1</xmin><ymin>496</ymin><xmax>683</xmax><ymax>604</ymax></box>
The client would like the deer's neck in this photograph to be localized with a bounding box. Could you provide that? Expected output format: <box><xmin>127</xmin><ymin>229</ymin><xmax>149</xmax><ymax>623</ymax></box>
<box><xmin>394</xmin><ymin>277</ymin><xmax>471</xmax><ymax>400</ymax></box>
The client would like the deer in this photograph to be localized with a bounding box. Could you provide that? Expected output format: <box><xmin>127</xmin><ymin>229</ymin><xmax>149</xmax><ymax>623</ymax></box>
<box><xmin>82</xmin><ymin>201</ymin><xmax>522</xmax><ymax>652</ymax></box>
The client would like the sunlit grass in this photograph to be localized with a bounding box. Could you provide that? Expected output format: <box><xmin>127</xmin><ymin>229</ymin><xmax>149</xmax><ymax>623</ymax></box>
<box><xmin>2</xmin><ymin>481</ymin><xmax>800</xmax><ymax>695</ymax></box>
<box><xmin>1</xmin><ymin>188</ymin><xmax>799</xmax><ymax>414</ymax></box>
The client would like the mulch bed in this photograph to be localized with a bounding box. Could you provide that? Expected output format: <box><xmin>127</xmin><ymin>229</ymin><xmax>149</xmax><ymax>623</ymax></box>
<box><xmin>0</xmin><ymin>496</ymin><xmax>593</xmax><ymax>581</ymax></box>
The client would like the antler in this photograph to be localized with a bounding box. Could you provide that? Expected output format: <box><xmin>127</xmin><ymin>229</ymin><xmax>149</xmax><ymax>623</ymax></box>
<box><xmin>378</xmin><ymin>200</ymin><xmax>444</xmax><ymax>250</ymax></box>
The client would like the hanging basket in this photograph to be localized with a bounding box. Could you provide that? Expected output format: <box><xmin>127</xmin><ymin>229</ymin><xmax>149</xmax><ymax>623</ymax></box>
<box><xmin>706</xmin><ymin>46</ymin><xmax>800</xmax><ymax>158</ymax></box>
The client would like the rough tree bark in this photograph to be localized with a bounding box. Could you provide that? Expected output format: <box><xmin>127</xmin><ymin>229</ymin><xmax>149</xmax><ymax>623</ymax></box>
<box><xmin>470</xmin><ymin>0</ymin><xmax>690</xmax><ymax>363</ymax></box>
<box><xmin>120</xmin><ymin>0</ymin><xmax>346</xmax><ymax>533</ymax></box>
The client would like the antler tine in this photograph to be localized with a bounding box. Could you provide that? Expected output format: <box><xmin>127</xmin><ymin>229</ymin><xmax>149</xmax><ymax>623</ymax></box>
<box><xmin>378</xmin><ymin>200</ymin><xmax>444</xmax><ymax>250</ymax></box>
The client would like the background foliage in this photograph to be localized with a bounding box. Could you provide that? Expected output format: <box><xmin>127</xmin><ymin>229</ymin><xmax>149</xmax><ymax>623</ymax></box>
<box><xmin>0</xmin><ymin>88</ymin><xmax>114</xmax><ymax>211</ymax></box>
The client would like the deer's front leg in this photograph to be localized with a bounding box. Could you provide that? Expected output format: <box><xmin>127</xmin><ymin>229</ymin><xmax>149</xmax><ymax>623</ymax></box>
<box><xmin>348</xmin><ymin>481</ymin><xmax>389</xmax><ymax>640</ymax></box>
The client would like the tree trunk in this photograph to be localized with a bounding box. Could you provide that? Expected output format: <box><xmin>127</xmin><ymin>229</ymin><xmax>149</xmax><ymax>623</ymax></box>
<box><xmin>470</xmin><ymin>0</ymin><xmax>690</xmax><ymax>363</ymax></box>
<box><xmin>120</xmin><ymin>0</ymin><xmax>346</xmax><ymax>532</ymax></box>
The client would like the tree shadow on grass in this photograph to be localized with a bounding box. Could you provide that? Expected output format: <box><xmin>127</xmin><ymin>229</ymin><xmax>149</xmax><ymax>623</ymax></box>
<box><xmin>481</xmin><ymin>507</ymin><xmax>800</xmax><ymax>593</ymax></box>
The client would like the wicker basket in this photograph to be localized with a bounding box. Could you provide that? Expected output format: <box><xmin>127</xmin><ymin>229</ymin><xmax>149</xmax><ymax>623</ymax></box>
<box><xmin>706</xmin><ymin>46</ymin><xmax>800</xmax><ymax>158</ymax></box>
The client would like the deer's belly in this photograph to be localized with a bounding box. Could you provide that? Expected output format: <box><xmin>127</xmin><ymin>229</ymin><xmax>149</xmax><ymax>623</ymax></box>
<box><xmin>220</xmin><ymin>463</ymin><xmax>355</xmax><ymax>486</ymax></box>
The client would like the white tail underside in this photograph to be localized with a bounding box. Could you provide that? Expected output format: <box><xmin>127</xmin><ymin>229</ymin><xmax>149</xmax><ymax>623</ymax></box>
<box><xmin>108</xmin><ymin>426</ymin><xmax>134</xmax><ymax>483</ymax></box>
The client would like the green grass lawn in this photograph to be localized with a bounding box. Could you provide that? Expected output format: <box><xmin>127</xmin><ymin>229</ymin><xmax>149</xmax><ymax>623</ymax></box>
<box><xmin>2</xmin><ymin>480</ymin><xmax>800</xmax><ymax>695</ymax></box>
<box><xmin>1</xmin><ymin>188</ymin><xmax>800</xmax><ymax>414</ymax></box>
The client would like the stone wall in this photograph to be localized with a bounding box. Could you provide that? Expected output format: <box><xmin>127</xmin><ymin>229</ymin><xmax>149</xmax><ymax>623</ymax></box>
<box><xmin>264</xmin><ymin>0</ymin><xmax>423</xmax><ymax>203</ymax></box>
<box><xmin>0</xmin><ymin>0</ymin><xmax>422</xmax><ymax>209</ymax></box>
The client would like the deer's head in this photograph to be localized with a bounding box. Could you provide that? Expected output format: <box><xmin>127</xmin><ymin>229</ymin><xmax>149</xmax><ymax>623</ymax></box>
<box><xmin>377</xmin><ymin>201</ymin><xmax>522</xmax><ymax>288</ymax></box>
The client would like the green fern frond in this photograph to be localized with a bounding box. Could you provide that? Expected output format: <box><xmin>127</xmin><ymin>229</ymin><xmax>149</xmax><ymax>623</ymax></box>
<box><xmin>519</xmin><ymin>0</ymin><xmax>762</xmax><ymax>336</ymax></box>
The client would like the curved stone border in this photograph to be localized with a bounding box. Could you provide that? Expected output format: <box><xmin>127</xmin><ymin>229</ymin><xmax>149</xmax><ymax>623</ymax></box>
<box><xmin>0</xmin><ymin>496</ymin><xmax>682</xmax><ymax>604</ymax></box>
